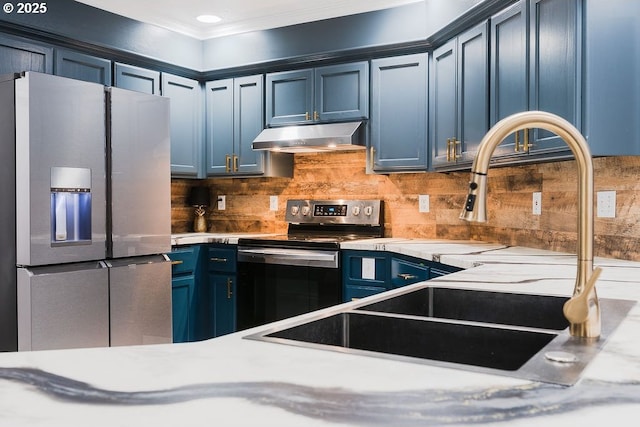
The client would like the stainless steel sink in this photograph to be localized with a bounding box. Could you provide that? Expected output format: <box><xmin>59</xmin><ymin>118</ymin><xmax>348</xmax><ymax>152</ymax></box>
<box><xmin>245</xmin><ymin>285</ymin><xmax>635</xmax><ymax>386</ymax></box>
<box><xmin>266</xmin><ymin>312</ymin><xmax>557</xmax><ymax>371</ymax></box>
<box><xmin>355</xmin><ymin>287</ymin><xmax>569</xmax><ymax>330</ymax></box>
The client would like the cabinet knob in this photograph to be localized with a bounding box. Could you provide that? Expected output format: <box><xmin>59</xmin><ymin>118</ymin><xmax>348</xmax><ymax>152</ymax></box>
<box><xmin>227</xmin><ymin>278</ymin><xmax>233</xmax><ymax>299</ymax></box>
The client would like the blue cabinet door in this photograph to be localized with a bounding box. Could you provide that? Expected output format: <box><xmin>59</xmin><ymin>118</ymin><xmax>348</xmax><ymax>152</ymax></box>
<box><xmin>162</xmin><ymin>73</ymin><xmax>204</xmax><ymax>178</ymax></box>
<box><xmin>54</xmin><ymin>49</ymin><xmax>111</xmax><ymax>85</ymax></box>
<box><xmin>234</xmin><ymin>75</ymin><xmax>264</xmax><ymax>174</ymax></box>
<box><xmin>114</xmin><ymin>63</ymin><xmax>160</xmax><ymax>95</ymax></box>
<box><xmin>171</xmin><ymin>275</ymin><xmax>195</xmax><ymax>343</ymax></box>
<box><xmin>457</xmin><ymin>21</ymin><xmax>489</xmax><ymax>163</ymax></box>
<box><xmin>490</xmin><ymin>1</ymin><xmax>528</xmax><ymax>157</ymax></box>
<box><xmin>265</xmin><ymin>69</ymin><xmax>314</xmax><ymax>126</ymax></box>
<box><xmin>206</xmin><ymin>76</ymin><xmax>265</xmax><ymax>176</ymax></box>
<box><xmin>584</xmin><ymin>0</ymin><xmax>640</xmax><ymax>155</ymax></box>
<box><xmin>432</xmin><ymin>20</ymin><xmax>489</xmax><ymax>171</ymax></box>
<box><xmin>528</xmin><ymin>0</ymin><xmax>581</xmax><ymax>154</ymax></box>
<box><xmin>207</xmin><ymin>245</ymin><xmax>237</xmax><ymax>337</ymax></box>
<box><xmin>0</xmin><ymin>34</ymin><xmax>52</xmax><ymax>74</ymax></box>
<box><xmin>490</xmin><ymin>0</ymin><xmax>580</xmax><ymax>161</ymax></box>
<box><xmin>205</xmin><ymin>78</ymin><xmax>235</xmax><ymax>175</ymax></box>
<box><xmin>210</xmin><ymin>273</ymin><xmax>236</xmax><ymax>337</ymax></box>
<box><xmin>168</xmin><ymin>245</ymin><xmax>201</xmax><ymax>343</ymax></box>
<box><xmin>370</xmin><ymin>53</ymin><xmax>428</xmax><ymax>172</ymax></box>
<box><xmin>314</xmin><ymin>61</ymin><xmax>369</xmax><ymax>122</ymax></box>
<box><xmin>431</xmin><ymin>40</ymin><xmax>457</xmax><ymax>168</ymax></box>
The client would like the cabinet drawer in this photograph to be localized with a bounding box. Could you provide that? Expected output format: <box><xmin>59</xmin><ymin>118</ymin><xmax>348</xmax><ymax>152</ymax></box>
<box><xmin>207</xmin><ymin>246</ymin><xmax>237</xmax><ymax>273</ymax></box>
<box><xmin>168</xmin><ymin>246</ymin><xmax>200</xmax><ymax>275</ymax></box>
<box><xmin>391</xmin><ymin>257</ymin><xmax>429</xmax><ymax>288</ymax></box>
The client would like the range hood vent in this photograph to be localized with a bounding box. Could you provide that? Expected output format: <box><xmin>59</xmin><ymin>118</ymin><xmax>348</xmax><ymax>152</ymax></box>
<box><xmin>252</xmin><ymin>121</ymin><xmax>365</xmax><ymax>153</ymax></box>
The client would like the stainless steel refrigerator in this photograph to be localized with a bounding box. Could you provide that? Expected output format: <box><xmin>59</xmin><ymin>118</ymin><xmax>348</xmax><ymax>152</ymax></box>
<box><xmin>0</xmin><ymin>71</ymin><xmax>172</xmax><ymax>352</ymax></box>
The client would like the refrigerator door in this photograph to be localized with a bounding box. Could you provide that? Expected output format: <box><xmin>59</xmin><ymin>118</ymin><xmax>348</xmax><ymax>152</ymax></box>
<box><xmin>15</xmin><ymin>72</ymin><xmax>107</xmax><ymax>266</ymax></box>
<box><xmin>107</xmin><ymin>87</ymin><xmax>171</xmax><ymax>258</ymax></box>
<box><xmin>106</xmin><ymin>255</ymin><xmax>172</xmax><ymax>346</ymax></box>
<box><xmin>17</xmin><ymin>261</ymin><xmax>109</xmax><ymax>351</ymax></box>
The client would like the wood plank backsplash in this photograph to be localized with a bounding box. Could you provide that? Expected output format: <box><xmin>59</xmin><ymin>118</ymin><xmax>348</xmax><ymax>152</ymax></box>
<box><xmin>172</xmin><ymin>153</ymin><xmax>640</xmax><ymax>261</ymax></box>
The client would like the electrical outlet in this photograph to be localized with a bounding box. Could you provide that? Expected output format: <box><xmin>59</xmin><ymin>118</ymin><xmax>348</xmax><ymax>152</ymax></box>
<box><xmin>217</xmin><ymin>195</ymin><xmax>226</xmax><ymax>210</ymax></box>
<box><xmin>418</xmin><ymin>195</ymin><xmax>430</xmax><ymax>213</ymax></box>
<box><xmin>597</xmin><ymin>191</ymin><xmax>616</xmax><ymax>218</ymax></box>
<box><xmin>269</xmin><ymin>195</ymin><xmax>278</xmax><ymax>211</ymax></box>
<box><xmin>532</xmin><ymin>192</ymin><xmax>542</xmax><ymax>215</ymax></box>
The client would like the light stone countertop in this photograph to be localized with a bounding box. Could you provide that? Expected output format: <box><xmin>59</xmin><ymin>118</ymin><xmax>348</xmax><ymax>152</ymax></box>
<box><xmin>1</xmin><ymin>238</ymin><xmax>639</xmax><ymax>426</ymax></box>
<box><xmin>171</xmin><ymin>232</ymin><xmax>281</xmax><ymax>246</ymax></box>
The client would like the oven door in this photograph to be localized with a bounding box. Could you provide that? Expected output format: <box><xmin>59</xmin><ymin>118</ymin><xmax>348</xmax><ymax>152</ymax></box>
<box><xmin>236</xmin><ymin>247</ymin><xmax>342</xmax><ymax>331</ymax></box>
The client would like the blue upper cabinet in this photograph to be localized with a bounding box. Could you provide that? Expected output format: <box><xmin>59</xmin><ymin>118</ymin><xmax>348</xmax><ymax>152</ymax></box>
<box><xmin>528</xmin><ymin>0</ymin><xmax>581</xmax><ymax>154</ymax></box>
<box><xmin>489</xmin><ymin>2</ymin><xmax>527</xmax><ymax>157</ymax></box>
<box><xmin>0</xmin><ymin>34</ymin><xmax>52</xmax><ymax>74</ymax></box>
<box><xmin>489</xmin><ymin>0</ymin><xmax>581</xmax><ymax>163</ymax></box>
<box><xmin>206</xmin><ymin>75</ymin><xmax>271</xmax><ymax>176</ymax></box>
<box><xmin>54</xmin><ymin>49</ymin><xmax>111</xmax><ymax>85</ymax></box>
<box><xmin>314</xmin><ymin>62</ymin><xmax>369</xmax><ymax>122</ymax></box>
<box><xmin>162</xmin><ymin>73</ymin><xmax>204</xmax><ymax>178</ymax></box>
<box><xmin>265</xmin><ymin>61</ymin><xmax>369</xmax><ymax>126</ymax></box>
<box><xmin>114</xmin><ymin>62</ymin><xmax>161</xmax><ymax>95</ymax></box>
<box><xmin>233</xmin><ymin>75</ymin><xmax>266</xmax><ymax>174</ymax></box>
<box><xmin>370</xmin><ymin>53</ymin><xmax>428</xmax><ymax>172</ymax></box>
<box><xmin>431</xmin><ymin>21</ymin><xmax>489</xmax><ymax>171</ymax></box>
<box><xmin>584</xmin><ymin>0</ymin><xmax>640</xmax><ymax>155</ymax></box>
<box><xmin>266</xmin><ymin>69</ymin><xmax>313</xmax><ymax>126</ymax></box>
<box><xmin>205</xmin><ymin>78</ymin><xmax>235</xmax><ymax>176</ymax></box>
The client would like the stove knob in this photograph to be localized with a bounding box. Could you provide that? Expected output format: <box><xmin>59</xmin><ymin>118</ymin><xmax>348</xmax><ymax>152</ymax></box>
<box><xmin>364</xmin><ymin>206</ymin><xmax>373</xmax><ymax>216</ymax></box>
<box><xmin>291</xmin><ymin>205</ymin><xmax>300</xmax><ymax>216</ymax></box>
<box><xmin>352</xmin><ymin>206</ymin><xmax>361</xmax><ymax>216</ymax></box>
<box><xmin>301</xmin><ymin>206</ymin><xmax>310</xmax><ymax>216</ymax></box>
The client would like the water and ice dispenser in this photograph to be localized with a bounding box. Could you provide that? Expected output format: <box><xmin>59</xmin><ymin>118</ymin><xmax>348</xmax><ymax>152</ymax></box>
<box><xmin>50</xmin><ymin>167</ymin><xmax>92</xmax><ymax>245</ymax></box>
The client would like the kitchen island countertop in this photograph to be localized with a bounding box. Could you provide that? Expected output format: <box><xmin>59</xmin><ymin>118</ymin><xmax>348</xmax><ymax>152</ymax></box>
<box><xmin>1</xmin><ymin>239</ymin><xmax>639</xmax><ymax>426</ymax></box>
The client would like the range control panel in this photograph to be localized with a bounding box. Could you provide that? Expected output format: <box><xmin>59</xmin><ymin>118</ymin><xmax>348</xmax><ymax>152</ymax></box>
<box><xmin>285</xmin><ymin>200</ymin><xmax>382</xmax><ymax>225</ymax></box>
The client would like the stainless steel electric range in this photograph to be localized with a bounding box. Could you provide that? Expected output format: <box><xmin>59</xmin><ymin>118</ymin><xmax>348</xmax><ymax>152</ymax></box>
<box><xmin>236</xmin><ymin>199</ymin><xmax>383</xmax><ymax>330</ymax></box>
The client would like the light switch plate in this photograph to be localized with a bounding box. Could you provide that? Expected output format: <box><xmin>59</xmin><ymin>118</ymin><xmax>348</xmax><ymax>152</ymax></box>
<box><xmin>419</xmin><ymin>195</ymin><xmax>430</xmax><ymax>213</ymax></box>
<box><xmin>532</xmin><ymin>192</ymin><xmax>542</xmax><ymax>215</ymax></box>
<box><xmin>217</xmin><ymin>195</ymin><xmax>226</xmax><ymax>210</ymax></box>
<box><xmin>269</xmin><ymin>195</ymin><xmax>278</xmax><ymax>211</ymax></box>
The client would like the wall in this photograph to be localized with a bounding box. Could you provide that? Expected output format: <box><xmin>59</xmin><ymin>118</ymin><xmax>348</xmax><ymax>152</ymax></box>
<box><xmin>172</xmin><ymin>153</ymin><xmax>640</xmax><ymax>262</ymax></box>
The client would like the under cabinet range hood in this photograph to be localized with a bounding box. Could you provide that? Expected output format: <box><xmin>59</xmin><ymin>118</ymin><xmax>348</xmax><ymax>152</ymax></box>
<box><xmin>252</xmin><ymin>121</ymin><xmax>365</xmax><ymax>153</ymax></box>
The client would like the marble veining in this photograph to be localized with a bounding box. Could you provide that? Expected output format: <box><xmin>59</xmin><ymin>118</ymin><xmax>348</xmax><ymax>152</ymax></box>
<box><xmin>1</xmin><ymin>367</ymin><xmax>639</xmax><ymax>426</ymax></box>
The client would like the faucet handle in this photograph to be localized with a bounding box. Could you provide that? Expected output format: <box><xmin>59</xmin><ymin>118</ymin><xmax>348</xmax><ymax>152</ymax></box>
<box><xmin>563</xmin><ymin>267</ymin><xmax>602</xmax><ymax>324</ymax></box>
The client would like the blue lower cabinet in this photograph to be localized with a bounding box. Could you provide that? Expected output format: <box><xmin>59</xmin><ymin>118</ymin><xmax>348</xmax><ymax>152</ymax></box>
<box><xmin>342</xmin><ymin>250</ymin><xmax>391</xmax><ymax>302</ymax></box>
<box><xmin>209</xmin><ymin>272</ymin><xmax>236</xmax><ymax>337</ymax></box>
<box><xmin>206</xmin><ymin>245</ymin><xmax>238</xmax><ymax>338</ymax></box>
<box><xmin>344</xmin><ymin>285</ymin><xmax>388</xmax><ymax>302</ymax></box>
<box><xmin>171</xmin><ymin>275</ymin><xmax>195</xmax><ymax>343</ymax></box>
<box><xmin>168</xmin><ymin>245</ymin><xmax>202</xmax><ymax>343</ymax></box>
<box><xmin>342</xmin><ymin>250</ymin><xmax>463</xmax><ymax>302</ymax></box>
<box><xmin>391</xmin><ymin>255</ymin><xmax>429</xmax><ymax>288</ymax></box>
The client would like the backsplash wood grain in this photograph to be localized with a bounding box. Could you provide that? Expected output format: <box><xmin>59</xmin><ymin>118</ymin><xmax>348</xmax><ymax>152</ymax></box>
<box><xmin>172</xmin><ymin>153</ymin><xmax>640</xmax><ymax>261</ymax></box>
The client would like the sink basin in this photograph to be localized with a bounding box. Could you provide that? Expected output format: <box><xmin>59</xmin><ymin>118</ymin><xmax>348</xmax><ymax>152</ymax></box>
<box><xmin>355</xmin><ymin>287</ymin><xmax>569</xmax><ymax>330</ymax></box>
<box><xmin>267</xmin><ymin>312</ymin><xmax>556</xmax><ymax>371</ymax></box>
<box><xmin>246</xmin><ymin>285</ymin><xmax>635</xmax><ymax>386</ymax></box>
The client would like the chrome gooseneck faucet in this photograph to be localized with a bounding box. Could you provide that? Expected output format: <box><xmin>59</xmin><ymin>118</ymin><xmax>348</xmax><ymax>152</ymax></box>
<box><xmin>460</xmin><ymin>111</ymin><xmax>601</xmax><ymax>339</ymax></box>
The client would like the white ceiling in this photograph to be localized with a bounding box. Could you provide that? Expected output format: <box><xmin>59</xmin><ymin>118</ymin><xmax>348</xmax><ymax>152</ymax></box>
<box><xmin>74</xmin><ymin>0</ymin><xmax>424</xmax><ymax>40</ymax></box>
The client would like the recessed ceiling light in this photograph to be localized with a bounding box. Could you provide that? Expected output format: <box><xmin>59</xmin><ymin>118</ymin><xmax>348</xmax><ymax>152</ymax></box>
<box><xmin>196</xmin><ymin>15</ymin><xmax>221</xmax><ymax>24</ymax></box>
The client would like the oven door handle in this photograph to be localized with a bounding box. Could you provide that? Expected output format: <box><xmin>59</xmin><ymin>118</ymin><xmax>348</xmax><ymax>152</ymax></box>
<box><xmin>237</xmin><ymin>247</ymin><xmax>339</xmax><ymax>268</ymax></box>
